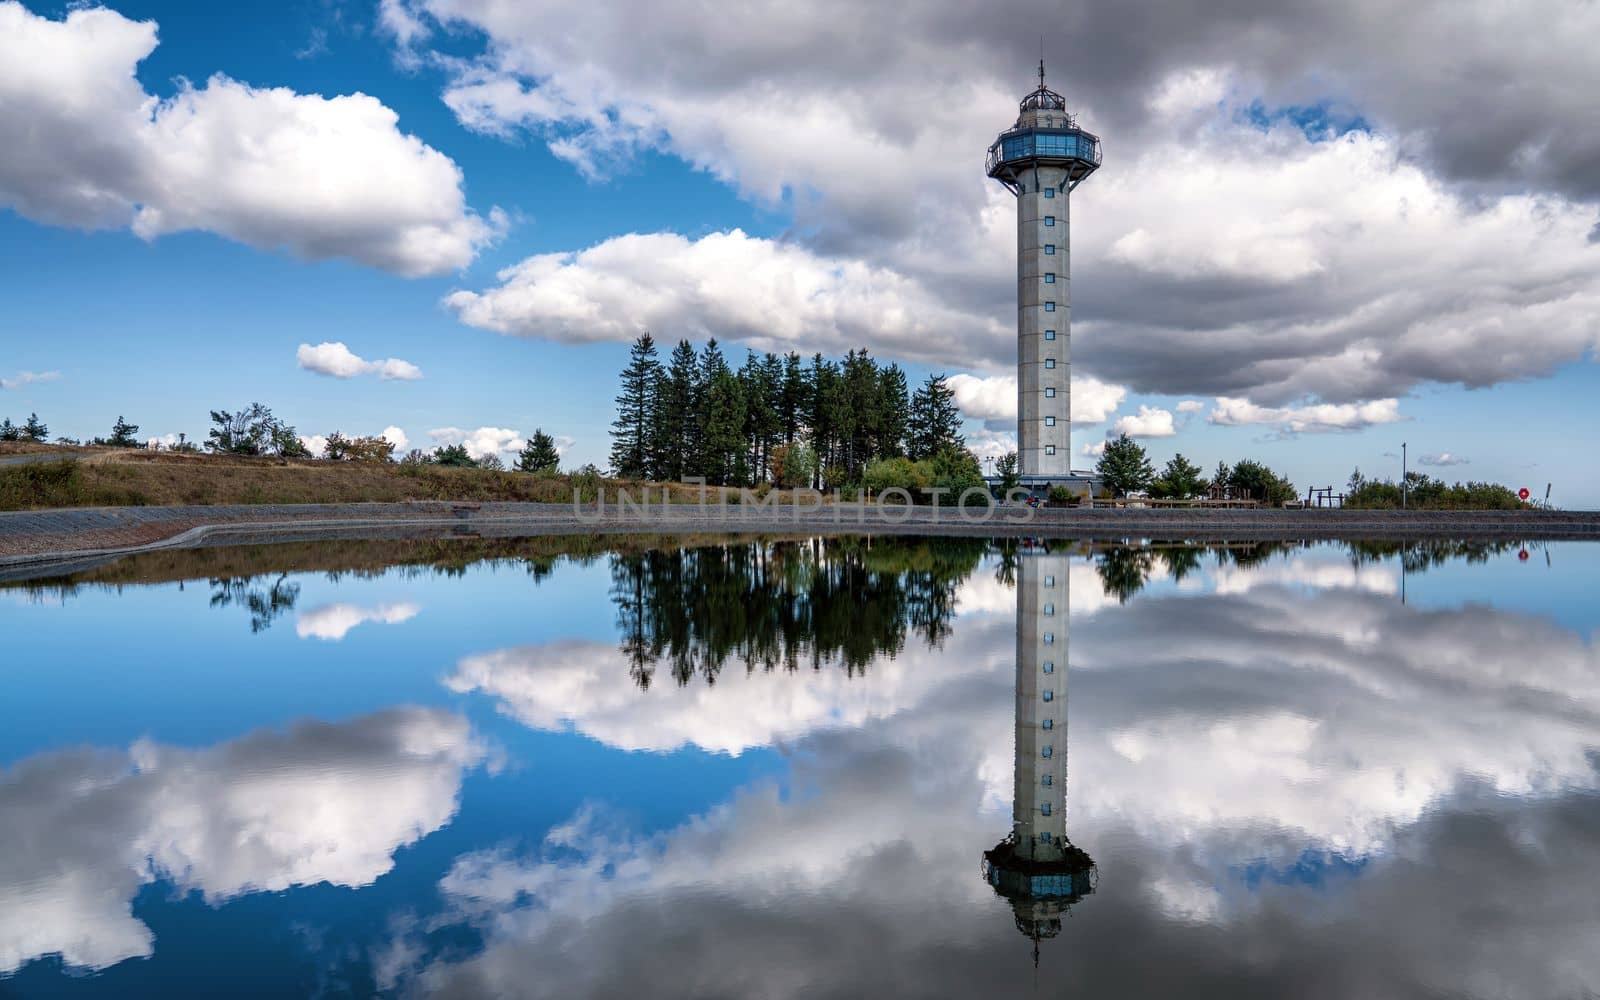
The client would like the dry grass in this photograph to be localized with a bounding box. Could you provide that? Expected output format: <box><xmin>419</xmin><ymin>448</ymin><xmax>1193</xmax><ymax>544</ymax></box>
<box><xmin>0</xmin><ymin>441</ymin><xmax>101</xmax><ymax>457</ymax></box>
<box><xmin>4</xmin><ymin>532</ymin><xmax>782</xmax><ymax>593</ymax></box>
<box><xmin>0</xmin><ymin>448</ymin><xmax>743</xmax><ymax>511</ymax></box>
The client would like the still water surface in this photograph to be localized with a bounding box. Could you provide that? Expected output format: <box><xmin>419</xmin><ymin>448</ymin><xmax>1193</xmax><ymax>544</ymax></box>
<box><xmin>1</xmin><ymin>536</ymin><xmax>1597</xmax><ymax>998</ymax></box>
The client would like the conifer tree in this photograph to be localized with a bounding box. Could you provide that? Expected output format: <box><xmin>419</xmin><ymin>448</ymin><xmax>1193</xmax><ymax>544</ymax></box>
<box><xmin>103</xmin><ymin>415</ymin><xmax>141</xmax><ymax>447</ymax></box>
<box><xmin>701</xmin><ymin>361</ymin><xmax>746</xmax><ymax>486</ymax></box>
<box><xmin>654</xmin><ymin>339</ymin><xmax>700</xmax><ymax>481</ymax></box>
<box><xmin>1095</xmin><ymin>434</ymin><xmax>1155</xmax><ymax>497</ymax></box>
<box><xmin>517</xmin><ymin>429</ymin><xmax>562</xmax><ymax>473</ymax></box>
<box><xmin>780</xmin><ymin>352</ymin><xmax>808</xmax><ymax>446</ymax></box>
<box><xmin>21</xmin><ymin>413</ymin><xmax>48</xmax><ymax>443</ymax></box>
<box><xmin>610</xmin><ymin>333</ymin><xmax>661</xmax><ymax>479</ymax></box>
<box><xmin>907</xmin><ymin>374</ymin><xmax>962</xmax><ymax>460</ymax></box>
<box><xmin>877</xmin><ymin>363</ymin><xmax>910</xmax><ymax>458</ymax></box>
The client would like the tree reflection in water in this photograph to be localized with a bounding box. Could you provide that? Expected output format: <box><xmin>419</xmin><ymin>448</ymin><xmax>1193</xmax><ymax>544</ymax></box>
<box><xmin>208</xmin><ymin>573</ymin><xmax>300</xmax><ymax>633</ymax></box>
<box><xmin>610</xmin><ymin>537</ymin><xmax>988</xmax><ymax>688</ymax></box>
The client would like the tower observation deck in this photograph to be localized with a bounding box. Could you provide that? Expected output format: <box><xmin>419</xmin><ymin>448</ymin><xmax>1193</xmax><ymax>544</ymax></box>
<box><xmin>987</xmin><ymin>63</ymin><xmax>1101</xmax><ymax>483</ymax></box>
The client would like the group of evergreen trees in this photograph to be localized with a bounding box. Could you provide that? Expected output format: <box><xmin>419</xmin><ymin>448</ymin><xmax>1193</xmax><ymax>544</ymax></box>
<box><xmin>610</xmin><ymin>537</ymin><xmax>987</xmax><ymax>687</ymax></box>
<box><xmin>0</xmin><ymin>413</ymin><xmax>48</xmax><ymax>442</ymax></box>
<box><xmin>1093</xmin><ymin>433</ymin><xmax>1298</xmax><ymax>504</ymax></box>
<box><xmin>609</xmin><ymin>333</ymin><xmax>967</xmax><ymax>489</ymax></box>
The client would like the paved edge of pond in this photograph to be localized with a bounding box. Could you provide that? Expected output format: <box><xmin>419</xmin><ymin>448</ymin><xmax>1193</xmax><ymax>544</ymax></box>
<box><xmin>1</xmin><ymin>502</ymin><xmax>1598</xmax><ymax>578</ymax></box>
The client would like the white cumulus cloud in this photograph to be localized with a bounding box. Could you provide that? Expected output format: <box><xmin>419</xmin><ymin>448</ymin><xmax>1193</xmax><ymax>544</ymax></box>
<box><xmin>381</xmin><ymin>426</ymin><xmax>410</xmax><ymax>452</ymax></box>
<box><xmin>948</xmin><ymin>372</ymin><xmax>1127</xmax><ymax>425</ymax></box>
<box><xmin>0</xmin><ymin>707</ymin><xmax>484</xmax><ymax>974</ymax></box>
<box><xmin>0</xmin><ymin>3</ymin><xmax>498</xmax><ymax>276</ymax></box>
<box><xmin>1176</xmin><ymin>400</ymin><xmax>1205</xmax><ymax>413</ymax></box>
<box><xmin>0</xmin><ymin>370</ymin><xmax>60</xmax><ymax>391</ymax></box>
<box><xmin>1113</xmin><ymin>405</ymin><xmax>1177</xmax><ymax>438</ymax></box>
<box><xmin>297</xmin><ymin>342</ymin><xmax>422</xmax><ymax>381</ymax></box>
<box><xmin>429</xmin><ymin>426</ymin><xmax>523</xmax><ymax>461</ymax></box>
<box><xmin>444</xmin><ymin>229</ymin><xmax>1006</xmax><ymax>368</ymax></box>
<box><xmin>1418</xmin><ymin>452</ymin><xmax>1469</xmax><ymax>467</ymax></box>
<box><xmin>1208</xmin><ymin>396</ymin><xmax>1405</xmax><ymax>434</ymax></box>
<box><xmin>295</xmin><ymin>601</ymin><xmax>421</xmax><ymax>641</ymax></box>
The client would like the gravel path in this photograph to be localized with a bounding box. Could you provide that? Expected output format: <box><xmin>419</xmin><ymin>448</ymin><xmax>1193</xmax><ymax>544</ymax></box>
<box><xmin>2</xmin><ymin>501</ymin><xmax>1597</xmax><ymax>576</ymax></box>
<box><xmin>0</xmin><ymin>452</ymin><xmax>81</xmax><ymax>467</ymax></box>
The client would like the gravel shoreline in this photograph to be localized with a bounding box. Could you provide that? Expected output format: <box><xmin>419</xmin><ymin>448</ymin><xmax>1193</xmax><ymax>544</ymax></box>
<box><xmin>2</xmin><ymin>501</ymin><xmax>1596</xmax><ymax>575</ymax></box>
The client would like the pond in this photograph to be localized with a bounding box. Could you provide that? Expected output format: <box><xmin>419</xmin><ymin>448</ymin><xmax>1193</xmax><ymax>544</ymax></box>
<box><xmin>1</xmin><ymin>535</ymin><xmax>1597</xmax><ymax>997</ymax></box>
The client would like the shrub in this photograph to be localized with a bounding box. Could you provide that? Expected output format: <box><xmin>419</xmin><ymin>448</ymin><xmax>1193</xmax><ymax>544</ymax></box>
<box><xmin>1227</xmin><ymin>459</ymin><xmax>1297</xmax><ymax>506</ymax></box>
<box><xmin>0</xmin><ymin>459</ymin><xmax>83</xmax><ymax>510</ymax></box>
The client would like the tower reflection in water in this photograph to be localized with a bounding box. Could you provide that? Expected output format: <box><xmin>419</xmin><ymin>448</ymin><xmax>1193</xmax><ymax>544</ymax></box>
<box><xmin>982</xmin><ymin>540</ymin><xmax>1096</xmax><ymax>961</ymax></box>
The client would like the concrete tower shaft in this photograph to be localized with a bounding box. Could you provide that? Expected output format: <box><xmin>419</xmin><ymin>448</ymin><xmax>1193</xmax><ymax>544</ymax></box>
<box><xmin>987</xmin><ymin>66</ymin><xmax>1101</xmax><ymax>481</ymax></box>
<box><xmin>981</xmin><ymin>541</ymin><xmax>1095</xmax><ymax>950</ymax></box>
<box><xmin>1012</xmin><ymin>549</ymin><xmax>1070</xmax><ymax>857</ymax></box>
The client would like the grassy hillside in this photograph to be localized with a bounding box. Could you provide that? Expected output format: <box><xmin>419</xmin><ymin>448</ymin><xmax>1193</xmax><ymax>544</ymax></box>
<box><xmin>0</xmin><ymin>445</ymin><xmax>715</xmax><ymax>511</ymax></box>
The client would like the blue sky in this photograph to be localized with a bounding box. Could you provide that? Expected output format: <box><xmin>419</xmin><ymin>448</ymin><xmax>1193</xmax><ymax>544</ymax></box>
<box><xmin>1</xmin><ymin>0</ymin><xmax>1596</xmax><ymax>503</ymax></box>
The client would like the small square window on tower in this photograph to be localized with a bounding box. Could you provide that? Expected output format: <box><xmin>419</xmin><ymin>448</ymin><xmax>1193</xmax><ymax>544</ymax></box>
<box><xmin>1044</xmin><ymin>215</ymin><xmax>1055</xmax><ymax>226</ymax></box>
<box><xmin>1042</xmin><ymin>719</ymin><xmax>1054</xmax><ymax>730</ymax></box>
<box><xmin>1041</xmin><ymin>802</ymin><xmax>1052</xmax><ymax>816</ymax></box>
<box><xmin>1044</xmin><ymin>329</ymin><xmax>1056</xmax><ymax>340</ymax></box>
<box><xmin>1043</xmin><ymin>660</ymin><xmax>1055</xmax><ymax>673</ymax></box>
<box><xmin>1045</xmin><ymin>445</ymin><xmax>1056</xmax><ymax>455</ymax></box>
<box><xmin>1044</xmin><ymin>244</ymin><xmax>1056</xmax><ymax>255</ymax></box>
<box><xmin>1045</xmin><ymin>359</ymin><xmax>1056</xmax><ymax>369</ymax></box>
<box><xmin>1044</xmin><ymin>187</ymin><xmax>1055</xmax><ymax>198</ymax></box>
<box><xmin>1044</xmin><ymin>273</ymin><xmax>1056</xmax><ymax>283</ymax></box>
<box><xmin>1045</xmin><ymin>388</ymin><xmax>1056</xmax><ymax>398</ymax></box>
<box><xmin>1044</xmin><ymin>302</ymin><xmax>1056</xmax><ymax>312</ymax></box>
<box><xmin>1045</xmin><ymin>416</ymin><xmax>1056</xmax><ymax>426</ymax></box>
<box><xmin>1043</xmin><ymin>689</ymin><xmax>1055</xmax><ymax>702</ymax></box>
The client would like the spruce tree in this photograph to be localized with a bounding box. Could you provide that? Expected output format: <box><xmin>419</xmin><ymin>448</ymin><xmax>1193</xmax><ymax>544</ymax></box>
<box><xmin>655</xmin><ymin>339</ymin><xmax>700</xmax><ymax>481</ymax></box>
<box><xmin>517</xmin><ymin>429</ymin><xmax>562</xmax><ymax>472</ymax></box>
<box><xmin>1151</xmin><ymin>452</ymin><xmax>1205</xmax><ymax>499</ymax></box>
<box><xmin>808</xmin><ymin>353</ymin><xmax>839</xmax><ymax>484</ymax></box>
<box><xmin>701</xmin><ymin>364</ymin><xmax>746</xmax><ymax>486</ymax></box>
<box><xmin>780</xmin><ymin>352</ymin><xmax>807</xmax><ymax>446</ymax></box>
<box><xmin>610</xmin><ymin>333</ymin><xmax>661</xmax><ymax>479</ymax></box>
<box><xmin>0</xmin><ymin>418</ymin><xmax>18</xmax><ymax>442</ymax></box>
<box><xmin>907</xmin><ymin>374</ymin><xmax>962</xmax><ymax>460</ymax></box>
<box><xmin>739</xmin><ymin>350</ymin><xmax>780</xmax><ymax>481</ymax></box>
<box><xmin>877</xmin><ymin>363</ymin><xmax>909</xmax><ymax>458</ymax></box>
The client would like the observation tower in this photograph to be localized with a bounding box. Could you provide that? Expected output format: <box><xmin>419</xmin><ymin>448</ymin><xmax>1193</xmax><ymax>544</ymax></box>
<box><xmin>981</xmin><ymin>541</ymin><xmax>1095</xmax><ymax>962</ymax></box>
<box><xmin>987</xmin><ymin>63</ymin><xmax>1101</xmax><ymax>491</ymax></box>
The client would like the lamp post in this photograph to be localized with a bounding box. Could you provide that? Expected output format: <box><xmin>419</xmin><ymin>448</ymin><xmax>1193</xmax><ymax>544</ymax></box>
<box><xmin>1401</xmin><ymin>442</ymin><xmax>1407</xmax><ymax>509</ymax></box>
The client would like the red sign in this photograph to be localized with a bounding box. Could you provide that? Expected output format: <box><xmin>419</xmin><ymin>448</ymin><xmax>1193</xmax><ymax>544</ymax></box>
<box><xmin>1519</xmin><ymin>487</ymin><xmax>1531</xmax><ymax>500</ymax></box>
<box><xmin>1519</xmin><ymin>550</ymin><xmax>1530</xmax><ymax>561</ymax></box>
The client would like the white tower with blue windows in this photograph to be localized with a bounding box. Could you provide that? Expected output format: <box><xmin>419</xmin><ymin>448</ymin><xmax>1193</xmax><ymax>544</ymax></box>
<box><xmin>987</xmin><ymin>63</ymin><xmax>1101</xmax><ymax>488</ymax></box>
<box><xmin>982</xmin><ymin>541</ymin><xmax>1094</xmax><ymax>960</ymax></box>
